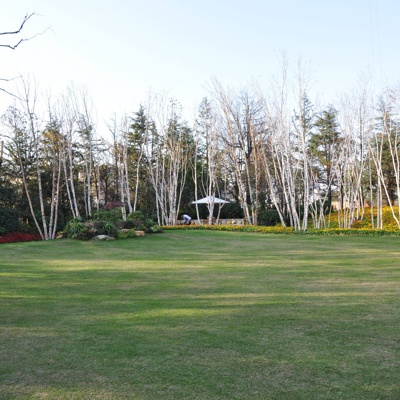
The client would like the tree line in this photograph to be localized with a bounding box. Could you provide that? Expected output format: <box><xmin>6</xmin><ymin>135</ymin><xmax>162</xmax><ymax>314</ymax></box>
<box><xmin>1</xmin><ymin>62</ymin><xmax>400</xmax><ymax>239</ymax></box>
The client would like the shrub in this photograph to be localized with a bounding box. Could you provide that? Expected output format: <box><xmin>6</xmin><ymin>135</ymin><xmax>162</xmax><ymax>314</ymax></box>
<box><xmin>130</xmin><ymin>219</ymin><xmax>145</xmax><ymax>229</ymax></box>
<box><xmin>0</xmin><ymin>232</ymin><xmax>42</xmax><ymax>244</ymax></box>
<box><xmin>163</xmin><ymin>224</ymin><xmax>400</xmax><ymax>236</ymax></box>
<box><xmin>86</xmin><ymin>228</ymin><xmax>97</xmax><ymax>239</ymax></box>
<box><xmin>217</xmin><ymin>202</ymin><xmax>244</xmax><ymax>219</ymax></box>
<box><xmin>103</xmin><ymin>221</ymin><xmax>119</xmax><ymax>237</ymax></box>
<box><xmin>116</xmin><ymin>229</ymin><xmax>137</xmax><ymax>239</ymax></box>
<box><xmin>150</xmin><ymin>225</ymin><xmax>163</xmax><ymax>233</ymax></box>
<box><xmin>0</xmin><ymin>207</ymin><xmax>20</xmax><ymax>233</ymax></box>
<box><xmin>92</xmin><ymin>208</ymin><xmax>123</xmax><ymax>222</ymax></box>
<box><xmin>143</xmin><ymin>218</ymin><xmax>164</xmax><ymax>233</ymax></box>
<box><xmin>128</xmin><ymin>210</ymin><xmax>145</xmax><ymax>220</ymax></box>
<box><xmin>122</xmin><ymin>219</ymin><xmax>135</xmax><ymax>229</ymax></box>
<box><xmin>257</xmin><ymin>209</ymin><xmax>280</xmax><ymax>226</ymax></box>
<box><xmin>64</xmin><ymin>219</ymin><xmax>88</xmax><ymax>239</ymax></box>
<box><xmin>145</xmin><ymin>219</ymin><xmax>156</xmax><ymax>228</ymax></box>
<box><xmin>92</xmin><ymin>220</ymin><xmax>119</xmax><ymax>236</ymax></box>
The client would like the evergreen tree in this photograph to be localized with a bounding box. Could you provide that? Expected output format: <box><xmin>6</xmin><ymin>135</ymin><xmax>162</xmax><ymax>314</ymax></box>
<box><xmin>309</xmin><ymin>106</ymin><xmax>342</xmax><ymax>205</ymax></box>
<box><xmin>128</xmin><ymin>105</ymin><xmax>156</xmax><ymax>215</ymax></box>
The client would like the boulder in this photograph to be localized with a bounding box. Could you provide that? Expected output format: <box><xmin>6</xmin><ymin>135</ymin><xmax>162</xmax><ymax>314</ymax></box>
<box><xmin>94</xmin><ymin>234</ymin><xmax>109</xmax><ymax>240</ymax></box>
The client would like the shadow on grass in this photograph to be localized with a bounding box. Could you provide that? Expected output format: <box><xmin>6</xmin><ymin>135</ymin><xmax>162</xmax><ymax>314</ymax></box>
<box><xmin>1</xmin><ymin>232</ymin><xmax>400</xmax><ymax>399</ymax></box>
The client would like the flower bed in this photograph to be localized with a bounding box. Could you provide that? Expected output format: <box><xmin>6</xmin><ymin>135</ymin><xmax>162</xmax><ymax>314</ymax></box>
<box><xmin>163</xmin><ymin>224</ymin><xmax>400</xmax><ymax>236</ymax></box>
<box><xmin>0</xmin><ymin>232</ymin><xmax>42</xmax><ymax>244</ymax></box>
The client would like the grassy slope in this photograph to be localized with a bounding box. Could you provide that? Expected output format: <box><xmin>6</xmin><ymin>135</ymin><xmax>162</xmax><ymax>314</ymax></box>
<box><xmin>1</xmin><ymin>231</ymin><xmax>400</xmax><ymax>399</ymax></box>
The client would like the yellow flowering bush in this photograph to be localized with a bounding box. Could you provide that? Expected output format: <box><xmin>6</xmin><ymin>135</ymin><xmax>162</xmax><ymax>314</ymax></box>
<box><xmin>324</xmin><ymin>206</ymin><xmax>400</xmax><ymax>231</ymax></box>
<box><xmin>164</xmin><ymin>211</ymin><xmax>400</xmax><ymax>236</ymax></box>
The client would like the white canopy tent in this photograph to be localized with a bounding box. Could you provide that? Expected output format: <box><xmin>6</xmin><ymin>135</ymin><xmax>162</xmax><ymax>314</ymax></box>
<box><xmin>191</xmin><ymin>196</ymin><xmax>229</xmax><ymax>225</ymax></box>
<box><xmin>192</xmin><ymin>196</ymin><xmax>229</xmax><ymax>205</ymax></box>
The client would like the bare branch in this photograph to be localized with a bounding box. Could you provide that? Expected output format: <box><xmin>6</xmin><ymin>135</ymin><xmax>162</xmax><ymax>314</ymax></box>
<box><xmin>0</xmin><ymin>13</ymin><xmax>48</xmax><ymax>50</ymax></box>
<box><xmin>0</xmin><ymin>76</ymin><xmax>20</xmax><ymax>82</ymax></box>
<box><xmin>0</xmin><ymin>86</ymin><xmax>22</xmax><ymax>100</ymax></box>
<box><xmin>0</xmin><ymin>13</ymin><xmax>35</xmax><ymax>36</ymax></box>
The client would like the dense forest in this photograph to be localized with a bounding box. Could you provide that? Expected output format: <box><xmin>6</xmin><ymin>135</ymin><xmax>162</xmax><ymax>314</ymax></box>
<box><xmin>1</xmin><ymin>61</ymin><xmax>400</xmax><ymax>239</ymax></box>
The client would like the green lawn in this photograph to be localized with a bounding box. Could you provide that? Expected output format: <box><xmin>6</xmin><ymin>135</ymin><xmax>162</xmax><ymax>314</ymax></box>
<box><xmin>1</xmin><ymin>231</ymin><xmax>400</xmax><ymax>399</ymax></box>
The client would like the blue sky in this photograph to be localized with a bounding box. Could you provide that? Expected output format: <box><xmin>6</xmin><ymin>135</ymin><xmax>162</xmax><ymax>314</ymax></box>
<box><xmin>1</xmin><ymin>0</ymin><xmax>398</xmax><ymax>136</ymax></box>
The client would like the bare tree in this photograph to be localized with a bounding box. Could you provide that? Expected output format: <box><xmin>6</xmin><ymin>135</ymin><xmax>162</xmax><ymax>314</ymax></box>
<box><xmin>3</xmin><ymin>104</ymin><xmax>44</xmax><ymax>237</ymax></box>
<box><xmin>1</xmin><ymin>13</ymin><xmax>45</xmax><ymax>97</ymax></box>
<box><xmin>2</xmin><ymin>77</ymin><xmax>62</xmax><ymax>239</ymax></box>
<box><xmin>194</xmin><ymin>98</ymin><xmax>227</xmax><ymax>224</ymax></box>
<box><xmin>258</xmin><ymin>55</ymin><xmax>303</xmax><ymax>229</ymax></box>
<box><xmin>369</xmin><ymin>87</ymin><xmax>400</xmax><ymax>229</ymax></box>
<box><xmin>107</xmin><ymin>113</ymin><xmax>133</xmax><ymax>220</ymax></box>
<box><xmin>291</xmin><ymin>60</ymin><xmax>316</xmax><ymax>230</ymax></box>
<box><xmin>212</xmin><ymin>79</ymin><xmax>264</xmax><ymax>225</ymax></box>
<box><xmin>70</xmin><ymin>86</ymin><xmax>97</xmax><ymax>219</ymax></box>
<box><xmin>335</xmin><ymin>80</ymin><xmax>373</xmax><ymax>228</ymax></box>
<box><xmin>58</xmin><ymin>88</ymin><xmax>80</xmax><ymax>218</ymax></box>
<box><xmin>19</xmin><ymin>77</ymin><xmax>50</xmax><ymax>238</ymax></box>
<box><xmin>144</xmin><ymin>94</ymin><xmax>193</xmax><ymax>225</ymax></box>
<box><xmin>43</xmin><ymin>93</ymin><xmax>63</xmax><ymax>238</ymax></box>
<box><xmin>120</xmin><ymin>114</ymin><xmax>133</xmax><ymax>215</ymax></box>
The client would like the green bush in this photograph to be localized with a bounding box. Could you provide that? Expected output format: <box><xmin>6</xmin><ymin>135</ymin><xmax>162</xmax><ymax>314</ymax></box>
<box><xmin>92</xmin><ymin>208</ymin><xmax>123</xmax><ymax>222</ymax></box>
<box><xmin>145</xmin><ymin>219</ymin><xmax>156</xmax><ymax>228</ymax></box>
<box><xmin>128</xmin><ymin>210</ymin><xmax>145</xmax><ymax>220</ymax></box>
<box><xmin>92</xmin><ymin>220</ymin><xmax>118</xmax><ymax>236</ymax></box>
<box><xmin>102</xmin><ymin>221</ymin><xmax>119</xmax><ymax>237</ymax></box>
<box><xmin>150</xmin><ymin>225</ymin><xmax>164</xmax><ymax>233</ymax></box>
<box><xmin>64</xmin><ymin>219</ymin><xmax>89</xmax><ymax>239</ymax></box>
<box><xmin>143</xmin><ymin>218</ymin><xmax>164</xmax><ymax>233</ymax></box>
<box><xmin>122</xmin><ymin>219</ymin><xmax>135</xmax><ymax>229</ymax></box>
<box><xmin>257</xmin><ymin>209</ymin><xmax>280</xmax><ymax>226</ymax></box>
<box><xmin>0</xmin><ymin>207</ymin><xmax>20</xmax><ymax>233</ymax></box>
<box><xmin>0</xmin><ymin>183</ymin><xmax>17</xmax><ymax>208</ymax></box>
<box><xmin>116</xmin><ymin>229</ymin><xmax>137</xmax><ymax>239</ymax></box>
<box><xmin>130</xmin><ymin>219</ymin><xmax>145</xmax><ymax>229</ymax></box>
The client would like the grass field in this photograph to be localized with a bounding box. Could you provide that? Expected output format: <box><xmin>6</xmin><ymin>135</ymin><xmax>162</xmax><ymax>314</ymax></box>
<box><xmin>1</xmin><ymin>231</ymin><xmax>400</xmax><ymax>399</ymax></box>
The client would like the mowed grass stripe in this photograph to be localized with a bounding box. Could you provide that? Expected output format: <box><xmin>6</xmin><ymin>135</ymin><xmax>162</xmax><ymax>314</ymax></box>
<box><xmin>1</xmin><ymin>231</ymin><xmax>400</xmax><ymax>399</ymax></box>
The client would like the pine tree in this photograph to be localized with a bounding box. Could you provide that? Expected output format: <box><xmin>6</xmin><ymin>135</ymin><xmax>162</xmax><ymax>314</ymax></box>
<box><xmin>309</xmin><ymin>106</ymin><xmax>342</xmax><ymax>206</ymax></box>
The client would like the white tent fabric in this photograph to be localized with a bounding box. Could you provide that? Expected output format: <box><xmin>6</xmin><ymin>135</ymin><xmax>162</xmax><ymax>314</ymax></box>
<box><xmin>192</xmin><ymin>196</ymin><xmax>229</xmax><ymax>204</ymax></box>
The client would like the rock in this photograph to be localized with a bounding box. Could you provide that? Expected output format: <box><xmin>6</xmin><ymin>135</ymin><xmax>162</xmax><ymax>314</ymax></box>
<box><xmin>94</xmin><ymin>234</ymin><xmax>109</xmax><ymax>240</ymax></box>
<box><xmin>135</xmin><ymin>230</ymin><xmax>145</xmax><ymax>236</ymax></box>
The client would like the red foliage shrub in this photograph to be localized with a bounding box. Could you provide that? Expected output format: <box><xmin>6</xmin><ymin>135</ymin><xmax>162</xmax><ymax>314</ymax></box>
<box><xmin>0</xmin><ymin>232</ymin><xmax>42</xmax><ymax>244</ymax></box>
